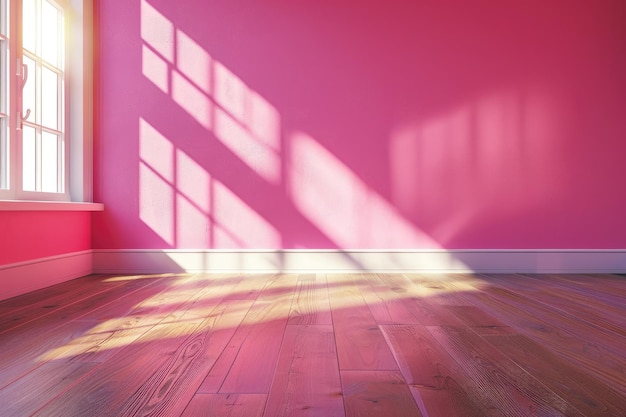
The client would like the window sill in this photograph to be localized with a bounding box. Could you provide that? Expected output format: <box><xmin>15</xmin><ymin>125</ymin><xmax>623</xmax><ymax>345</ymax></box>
<box><xmin>0</xmin><ymin>200</ymin><xmax>104</xmax><ymax>211</ymax></box>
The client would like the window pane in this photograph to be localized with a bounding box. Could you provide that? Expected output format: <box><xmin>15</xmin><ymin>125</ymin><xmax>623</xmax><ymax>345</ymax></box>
<box><xmin>0</xmin><ymin>38</ymin><xmax>6</xmax><ymax>113</ymax></box>
<box><xmin>41</xmin><ymin>66</ymin><xmax>57</xmax><ymax>129</ymax></box>
<box><xmin>0</xmin><ymin>0</ymin><xmax>7</xmax><ymax>36</ymax></box>
<box><xmin>22</xmin><ymin>0</ymin><xmax>36</xmax><ymax>54</ymax></box>
<box><xmin>41</xmin><ymin>130</ymin><xmax>58</xmax><ymax>192</ymax></box>
<box><xmin>22</xmin><ymin>126</ymin><xmax>36</xmax><ymax>191</ymax></box>
<box><xmin>1</xmin><ymin>38</ymin><xmax>7</xmax><ymax>114</ymax></box>
<box><xmin>0</xmin><ymin>117</ymin><xmax>7</xmax><ymax>190</ymax></box>
<box><xmin>42</xmin><ymin>1</ymin><xmax>59</xmax><ymax>67</ymax></box>
<box><xmin>1</xmin><ymin>4</ymin><xmax>7</xmax><ymax>191</ymax></box>
<box><xmin>23</xmin><ymin>56</ymin><xmax>35</xmax><ymax>122</ymax></box>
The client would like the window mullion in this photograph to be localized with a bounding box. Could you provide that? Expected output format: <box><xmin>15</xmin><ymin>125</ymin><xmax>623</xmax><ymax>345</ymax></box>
<box><xmin>35</xmin><ymin>126</ymin><xmax>41</xmax><ymax>190</ymax></box>
<box><xmin>10</xmin><ymin>0</ymin><xmax>21</xmax><ymax>197</ymax></box>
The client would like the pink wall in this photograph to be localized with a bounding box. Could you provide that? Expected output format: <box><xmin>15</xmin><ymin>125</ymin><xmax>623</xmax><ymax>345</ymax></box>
<box><xmin>93</xmin><ymin>0</ymin><xmax>626</xmax><ymax>250</ymax></box>
<box><xmin>0</xmin><ymin>211</ymin><xmax>91</xmax><ymax>266</ymax></box>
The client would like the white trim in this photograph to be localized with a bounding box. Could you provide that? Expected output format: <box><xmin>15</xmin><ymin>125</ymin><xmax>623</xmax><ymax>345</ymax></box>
<box><xmin>2</xmin><ymin>249</ymin><xmax>622</xmax><ymax>301</ymax></box>
<box><xmin>0</xmin><ymin>199</ymin><xmax>103</xmax><ymax>210</ymax></box>
<box><xmin>92</xmin><ymin>249</ymin><xmax>626</xmax><ymax>274</ymax></box>
<box><xmin>0</xmin><ymin>249</ymin><xmax>92</xmax><ymax>300</ymax></box>
<box><xmin>68</xmin><ymin>0</ymin><xmax>93</xmax><ymax>202</ymax></box>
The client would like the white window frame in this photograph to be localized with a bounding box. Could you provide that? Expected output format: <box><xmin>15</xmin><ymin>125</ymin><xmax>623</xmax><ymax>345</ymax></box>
<box><xmin>0</xmin><ymin>0</ymin><xmax>93</xmax><ymax>203</ymax></box>
<box><xmin>0</xmin><ymin>0</ymin><xmax>12</xmax><ymax>195</ymax></box>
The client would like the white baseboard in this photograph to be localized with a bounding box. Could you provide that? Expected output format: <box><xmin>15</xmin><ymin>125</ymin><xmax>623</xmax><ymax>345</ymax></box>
<box><xmin>3</xmin><ymin>249</ymin><xmax>620</xmax><ymax>301</ymax></box>
<box><xmin>2</xmin><ymin>249</ymin><xmax>622</xmax><ymax>301</ymax></box>
<box><xmin>92</xmin><ymin>249</ymin><xmax>626</xmax><ymax>274</ymax></box>
<box><xmin>0</xmin><ymin>250</ymin><xmax>93</xmax><ymax>301</ymax></box>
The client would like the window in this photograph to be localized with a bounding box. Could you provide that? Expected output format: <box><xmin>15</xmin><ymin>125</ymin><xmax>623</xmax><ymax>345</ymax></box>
<box><xmin>0</xmin><ymin>0</ymin><xmax>90</xmax><ymax>202</ymax></box>
<box><xmin>21</xmin><ymin>0</ymin><xmax>66</xmax><ymax>195</ymax></box>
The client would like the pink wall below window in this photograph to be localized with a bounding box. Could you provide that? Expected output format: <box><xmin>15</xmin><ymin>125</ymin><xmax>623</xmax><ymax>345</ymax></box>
<box><xmin>0</xmin><ymin>211</ymin><xmax>91</xmax><ymax>266</ymax></box>
<box><xmin>93</xmin><ymin>0</ymin><xmax>626</xmax><ymax>250</ymax></box>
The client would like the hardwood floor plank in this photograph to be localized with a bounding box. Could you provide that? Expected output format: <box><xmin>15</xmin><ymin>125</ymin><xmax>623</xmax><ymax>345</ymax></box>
<box><xmin>428</xmin><ymin>325</ymin><xmax>585</xmax><ymax>417</ymax></box>
<box><xmin>223</xmin><ymin>273</ymin><xmax>276</xmax><ymax>301</ymax></box>
<box><xmin>213</xmin><ymin>275</ymin><xmax>296</xmax><ymax>394</ymax></box>
<box><xmin>33</xmin><ymin>318</ymin><xmax>205</xmax><ymax>416</ymax></box>
<box><xmin>0</xmin><ymin>274</ymin><xmax>154</xmax><ymax>335</ymax></box>
<box><xmin>0</xmin><ymin>275</ymin><xmax>173</xmax><ymax>388</ymax></box>
<box><xmin>400</xmin><ymin>297</ymin><xmax>464</xmax><ymax>326</ymax></box>
<box><xmin>411</xmin><ymin>383</ymin><xmax>483</xmax><ymax>417</ymax></box>
<box><xmin>405</xmin><ymin>273</ymin><xmax>486</xmax><ymax>306</ymax></box>
<box><xmin>327</xmin><ymin>274</ymin><xmax>397</xmax><ymax>370</ymax></box>
<box><xmin>182</xmin><ymin>394</ymin><xmax>266</xmax><ymax>417</ymax></box>
<box><xmin>0</xmin><ymin>274</ymin><xmax>116</xmax><ymax>325</ymax></box>
<box><xmin>392</xmin><ymin>273</ymin><xmax>475</xmax><ymax>323</ymax></box>
<box><xmin>358</xmin><ymin>274</ymin><xmax>421</xmax><ymax>325</ymax></box>
<box><xmin>523</xmin><ymin>273</ymin><xmax>626</xmax><ymax>303</ymax></box>
<box><xmin>482</xmin><ymin>273</ymin><xmax>626</xmax><ymax>336</ymax></box>
<box><xmin>113</xmin><ymin>301</ymin><xmax>252</xmax><ymax>416</ymax></box>
<box><xmin>41</xmin><ymin>274</ymin><xmax>234</xmax><ymax>364</ymax></box>
<box><xmin>381</xmin><ymin>325</ymin><xmax>496</xmax><ymax>417</ymax></box>
<box><xmin>264</xmin><ymin>325</ymin><xmax>344</xmax><ymax>417</ymax></box>
<box><xmin>216</xmin><ymin>305</ymin><xmax>291</xmax><ymax>393</ymax></box>
<box><xmin>483</xmin><ymin>334</ymin><xmax>626</xmax><ymax>416</ymax></box>
<box><xmin>288</xmin><ymin>274</ymin><xmax>333</xmax><ymax>325</ymax></box>
<box><xmin>32</xmin><ymin>274</ymin><xmax>254</xmax><ymax>415</ymax></box>
<box><xmin>453</xmin><ymin>283</ymin><xmax>626</xmax><ymax>391</ymax></box>
<box><xmin>445</xmin><ymin>306</ymin><xmax>515</xmax><ymax>335</ymax></box>
<box><xmin>0</xmin><ymin>274</ymin><xmax>110</xmax><ymax>312</ymax></box>
<box><xmin>0</xmin><ymin>362</ymin><xmax>96</xmax><ymax>417</ymax></box>
<box><xmin>341</xmin><ymin>370</ymin><xmax>422</xmax><ymax>417</ymax></box>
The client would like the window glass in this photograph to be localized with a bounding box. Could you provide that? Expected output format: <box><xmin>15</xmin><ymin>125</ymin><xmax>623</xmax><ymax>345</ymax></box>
<box><xmin>20</xmin><ymin>0</ymin><xmax>65</xmax><ymax>195</ymax></box>
<box><xmin>22</xmin><ymin>0</ymin><xmax>35</xmax><ymax>53</ymax></box>
<box><xmin>41</xmin><ymin>65</ymin><xmax>58</xmax><ymax>129</ymax></box>
<box><xmin>0</xmin><ymin>0</ymin><xmax>8</xmax><ymax>190</ymax></box>
<box><xmin>41</xmin><ymin>130</ymin><xmax>58</xmax><ymax>192</ymax></box>
<box><xmin>22</xmin><ymin>125</ymin><xmax>36</xmax><ymax>191</ymax></box>
<box><xmin>41</xmin><ymin>0</ymin><xmax>59</xmax><ymax>66</ymax></box>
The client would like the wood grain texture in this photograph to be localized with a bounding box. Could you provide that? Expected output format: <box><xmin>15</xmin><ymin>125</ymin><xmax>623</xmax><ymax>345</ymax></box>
<box><xmin>381</xmin><ymin>325</ymin><xmax>492</xmax><ymax>417</ymax></box>
<box><xmin>288</xmin><ymin>274</ymin><xmax>333</xmax><ymax>325</ymax></box>
<box><xmin>44</xmin><ymin>274</ymin><xmax>234</xmax><ymax>364</ymax></box>
<box><xmin>114</xmin><ymin>302</ymin><xmax>252</xmax><ymax>416</ymax></box>
<box><xmin>0</xmin><ymin>362</ymin><xmax>96</xmax><ymax>416</ymax></box>
<box><xmin>521</xmin><ymin>273</ymin><xmax>626</xmax><ymax>306</ymax></box>
<box><xmin>0</xmin><ymin>273</ymin><xmax>623</xmax><ymax>416</ymax></box>
<box><xmin>0</xmin><ymin>274</ymin><xmax>159</xmax><ymax>335</ymax></box>
<box><xmin>327</xmin><ymin>274</ymin><xmax>397</xmax><ymax>370</ymax></box>
<box><xmin>33</xmin><ymin>319</ymin><xmax>206</xmax><ymax>416</ymax></box>
<box><xmin>449</xmin><ymin>278</ymin><xmax>626</xmax><ymax>392</ymax></box>
<box><xmin>358</xmin><ymin>274</ymin><xmax>421</xmax><ymax>325</ymax></box>
<box><xmin>264</xmin><ymin>325</ymin><xmax>344</xmax><ymax>417</ymax></box>
<box><xmin>182</xmin><ymin>394</ymin><xmax>266</xmax><ymax>417</ymax></box>
<box><xmin>483</xmin><ymin>273</ymin><xmax>626</xmax><ymax>336</ymax></box>
<box><xmin>428</xmin><ymin>325</ymin><xmax>586</xmax><ymax>417</ymax></box>
<box><xmin>0</xmin><ymin>274</ymin><xmax>120</xmax><ymax>334</ymax></box>
<box><xmin>485</xmin><ymin>333</ymin><xmax>626</xmax><ymax>416</ymax></box>
<box><xmin>213</xmin><ymin>275</ymin><xmax>297</xmax><ymax>394</ymax></box>
<box><xmin>446</xmin><ymin>305</ymin><xmax>515</xmax><ymax>335</ymax></box>
<box><xmin>341</xmin><ymin>371</ymin><xmax>423</xmax><ymax>417</ymax></box>
<box><xmin>0</xmin><ymin>275</ymin><xmax>171</xmax><ymax>388</ymax></box>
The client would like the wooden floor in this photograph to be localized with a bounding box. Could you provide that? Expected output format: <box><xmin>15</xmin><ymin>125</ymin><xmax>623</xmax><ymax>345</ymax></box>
<box><xmin>0</xmin><ymin>272</ymin><xmax>624</xmax><ymax>416</ymax></box>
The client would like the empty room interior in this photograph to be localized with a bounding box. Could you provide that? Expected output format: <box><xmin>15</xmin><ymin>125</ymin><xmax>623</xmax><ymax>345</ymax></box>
<box><xmin>1</xmin><ymin>0</ymin><xmax>625</xmax><ymax>416</ymax></box>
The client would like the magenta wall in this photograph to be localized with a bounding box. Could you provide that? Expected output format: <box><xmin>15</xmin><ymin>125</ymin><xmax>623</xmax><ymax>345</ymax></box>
<box><xmin>0</xmin><ymin>211</ymin><xmax>91</xmax><ymax>266</ymax></box>
<box><xmin>93</xmin><ymin>0</ymin><xmax>626</xmax><ymax>250</ymax></box>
